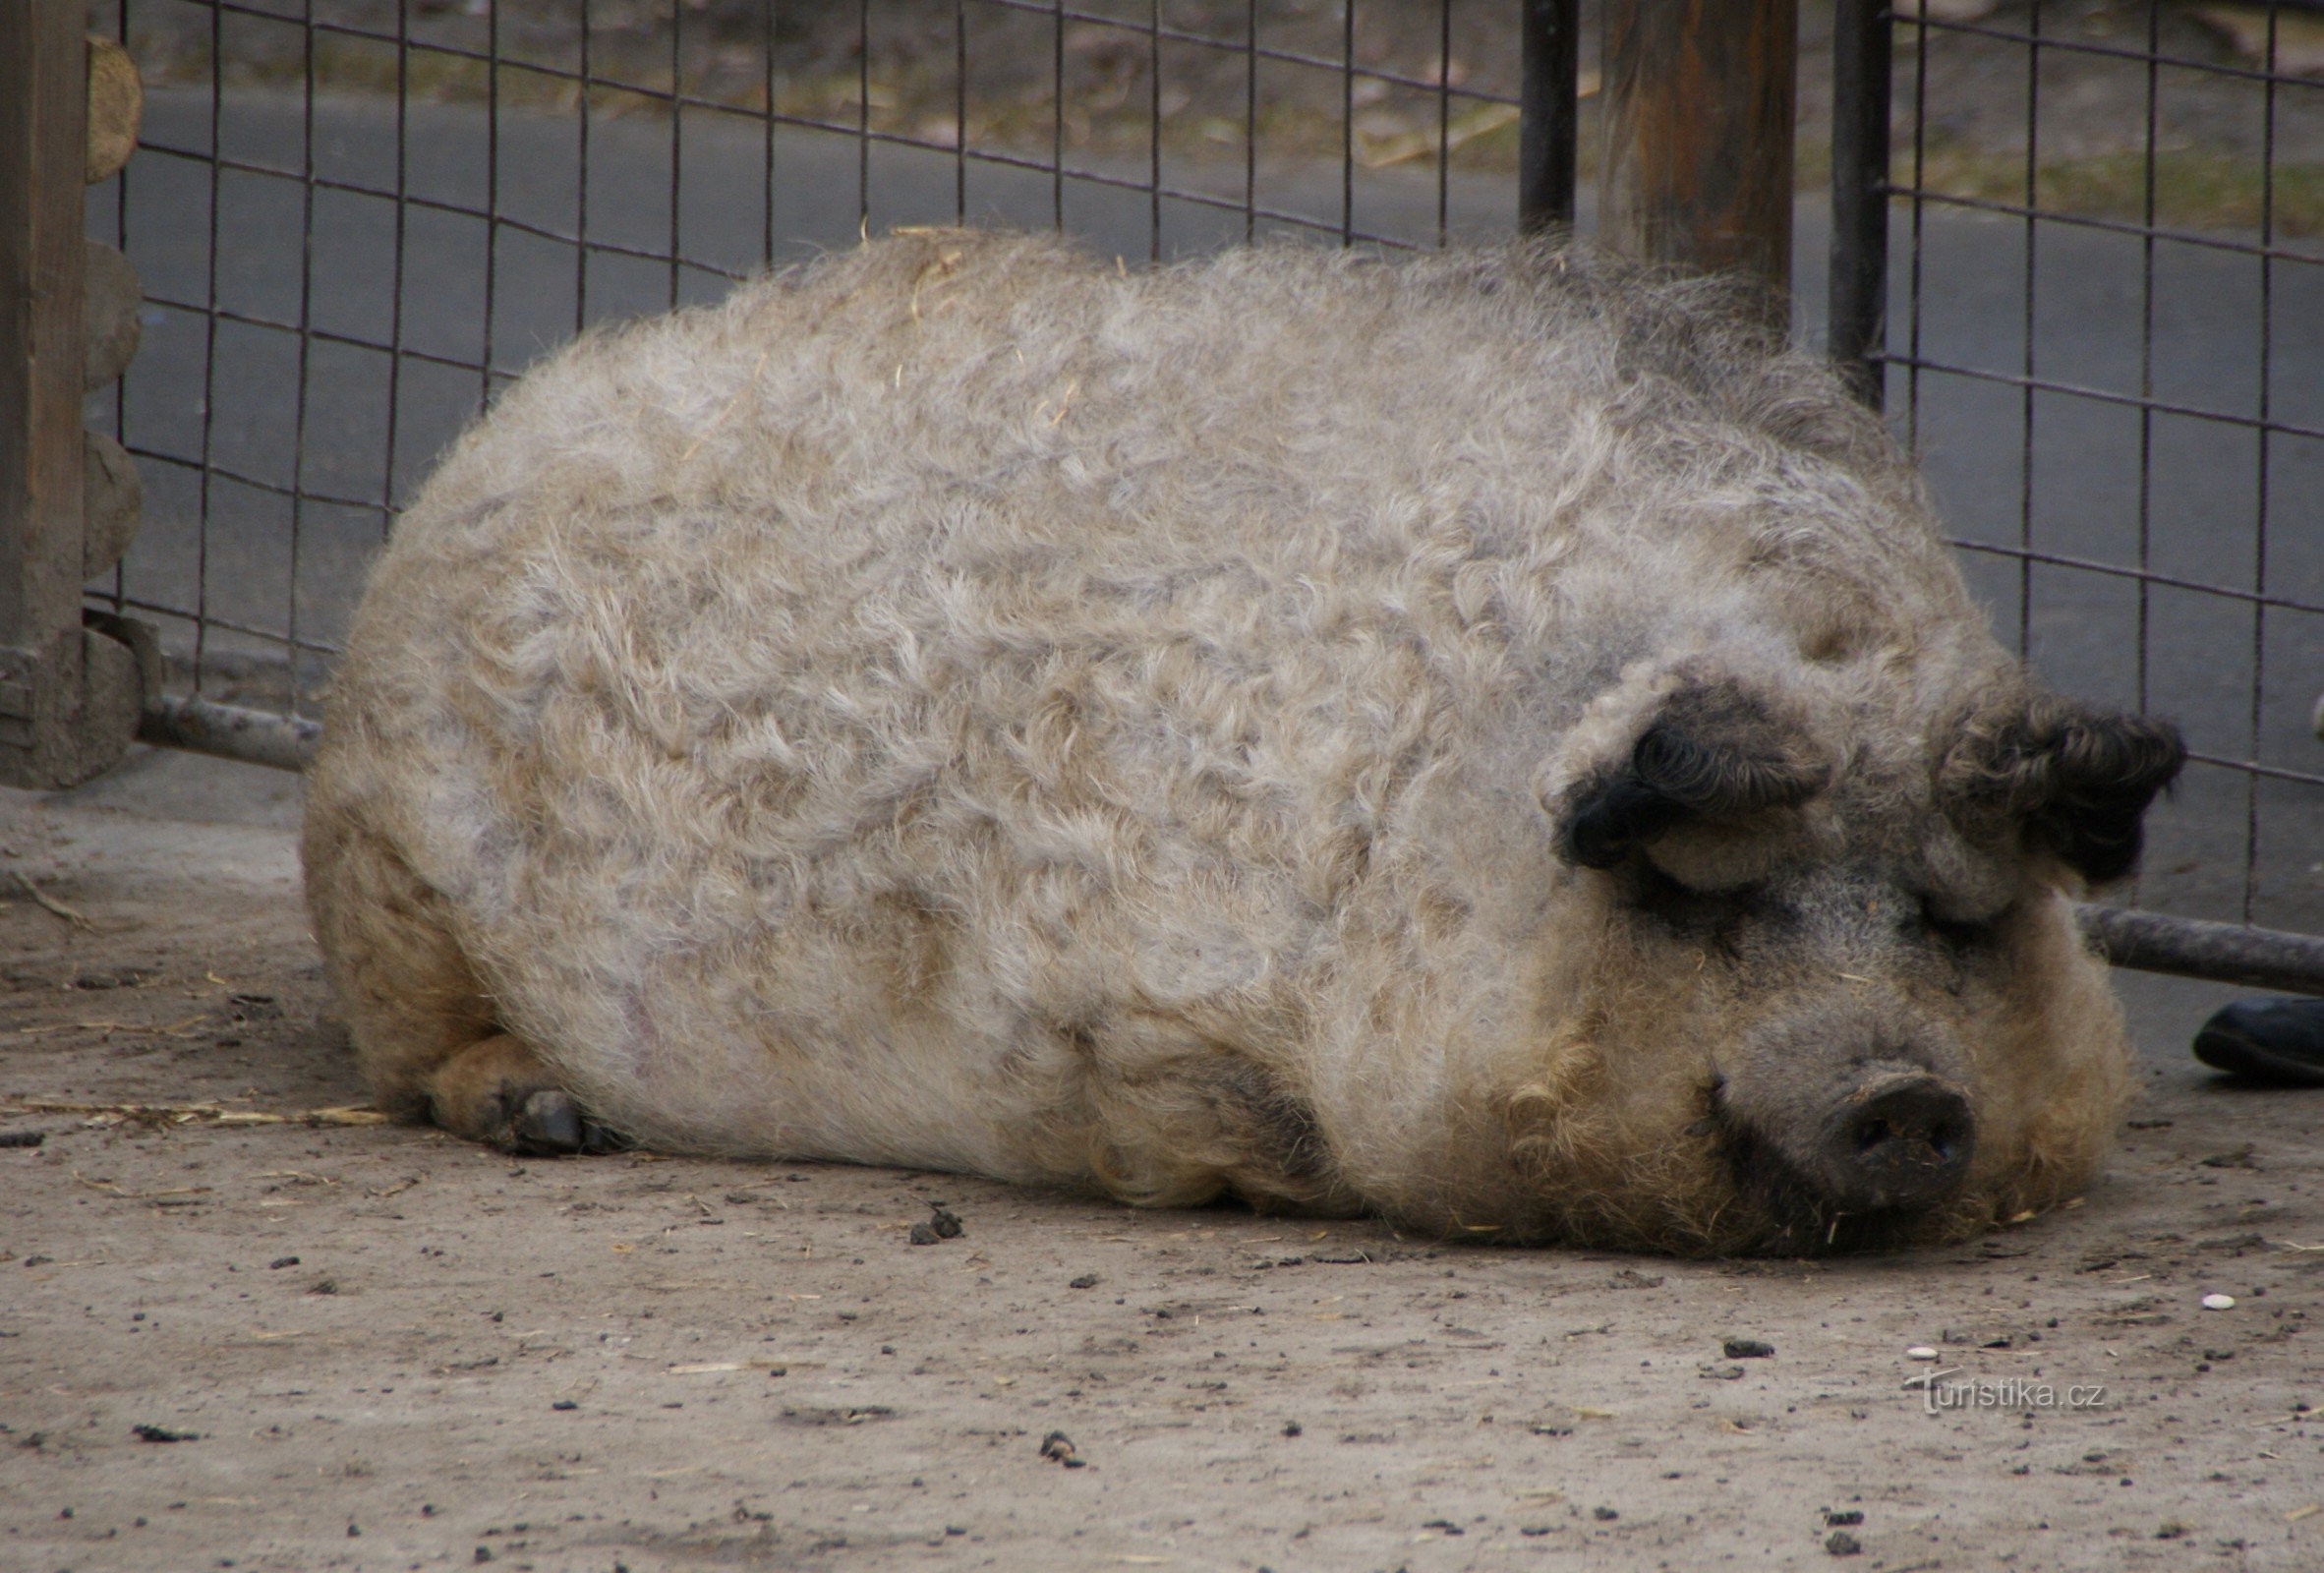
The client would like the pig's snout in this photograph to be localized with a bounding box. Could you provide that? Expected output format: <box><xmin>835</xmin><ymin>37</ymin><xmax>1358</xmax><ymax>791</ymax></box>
<box><xmin>1717</xmin><ymin>997</ymin><xmax>1984</xmax><ymax>1241</ymax></box>
<box><xmin>1808</xmin><ymin>1064</ymin><xmax>1977</xmax><ymax>1213</ymax></box>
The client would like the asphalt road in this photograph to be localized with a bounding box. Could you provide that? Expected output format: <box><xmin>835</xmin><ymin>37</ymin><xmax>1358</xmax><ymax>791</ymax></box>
<box><xmin>88</xmin><ymin>87</ymin><xmax>2324</xmax><ymax>935</ymax></box>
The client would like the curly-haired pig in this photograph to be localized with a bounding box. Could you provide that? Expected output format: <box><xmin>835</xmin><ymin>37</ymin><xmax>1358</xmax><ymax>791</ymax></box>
<box><xmin>302</xmin><ymin>231</ymin><xmax>2183</xmax><ymax>1254</ymax></box>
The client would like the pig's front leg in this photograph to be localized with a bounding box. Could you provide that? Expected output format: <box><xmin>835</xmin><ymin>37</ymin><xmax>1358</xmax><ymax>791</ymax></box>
<box><xmin>421</xmin><ymin>1033</ymin><xmax>626</xmax><ymax>1157</ymax></box>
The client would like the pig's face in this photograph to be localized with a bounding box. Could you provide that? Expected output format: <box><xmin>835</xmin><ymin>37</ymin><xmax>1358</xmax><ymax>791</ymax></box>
<box><xmin>1524</xmin><ymin>671</ymin><xmax>2183</xmax><ymax>1254</ymax></box>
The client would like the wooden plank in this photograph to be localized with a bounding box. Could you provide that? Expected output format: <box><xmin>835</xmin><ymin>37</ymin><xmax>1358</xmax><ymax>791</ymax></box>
<box><xmin>0</xmin><ymin>2</ymin><xmax>135</xmax><ymax>786</ymax></box>
<box><xmin>1</xmin><ymin>0</ymin><xmax>89</xmax><ymax>654</ymax></box>
<box><xmin>1598</xmin><ymin>0</ymin><xmax>1798</xmax><ymax>318</ymax></box>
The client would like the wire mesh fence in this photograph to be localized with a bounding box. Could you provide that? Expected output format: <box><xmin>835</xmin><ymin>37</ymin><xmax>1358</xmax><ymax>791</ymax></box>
<box><xmin>70</xmin><ymin>0</ymin><xmax>2324</xmax><ymax>948</ymax></box>
<box><xmin>81</xmin><ymin>0</ymin><xmax>1544</xmax><ymax>727</ymax></box>
<box><xmin>1835</xmin><ymin>0</ymin><xmax>2324</xmax><ymax>940</ymax></box>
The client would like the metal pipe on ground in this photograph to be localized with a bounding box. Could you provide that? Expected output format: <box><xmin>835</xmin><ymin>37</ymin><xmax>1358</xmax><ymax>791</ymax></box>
<box><xmin>138</xmin><ymin>694</ymin><xmax>318</xmax><ymax>773</ymax></box>
<box><xmin>2075</xmin><ymin>905</ymin><xmax>2324</xmax><ymax>999</ymax></box>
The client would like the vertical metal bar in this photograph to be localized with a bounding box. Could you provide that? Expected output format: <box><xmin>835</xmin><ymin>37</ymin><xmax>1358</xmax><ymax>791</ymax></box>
<box><xmin>669</xmin><ymin>0</ymin><xmax>683</xmax><ymax>307</ymax></box>
<box><xmin>1828</xmin><ymin>0</ymin><xmax>1890</xmax><ymax>407</ymax></box>
<box><xmin>193</xmin><ymin>0</ymin><xmax>222</xmax><ymax>687</ymax></box>
<box><xmin>483</xmin><ymin>0</ymin><xmax>499</xmax><ymax>405</ymax></box>
<box><xmin>1904</xmin><ymin>0</ymin><xmax>1928</xmax><ymax>448</ymax></box>
<box><xmin>577</xmin><ymin>0</ymin><xmax>592</xmax><ymax>325</ymax></box>
<box><xmin>1150</xmin><ymin>0</ymin><xmax>1162</xmax><ymax>261</ymax></box>
<box><xmin>954</xmin><ymin>0</ymin><xmax>966</xmax><ymax>222</ymax></box>
<box><xmin>103</xmin><ymin>0</ymin><xmax>129</xmax><ymax>615</ymax></box>
<box><xmin>1339</xmin><ymin>0</ymin><xmax>1354</xmax><ymax>246</ymax></box>
<box><xmin>857</xmin><ymin>0</ymin><xmax>870</xmax><ymax>234</ymax></box>
<box><xmin>1243</xmin><ymin>0</ymin><xmax>1255</xmax><ymax>243</ymax></box>
<box><xmin>383</xmin><ymin>0</ymin><xmax>409</xmax><ymax>533</ymax></box>
<box><xmin>2133</xmin><ymin>0</ymin><xmax>2158</xmax><ymax>722</ymax></box>
<box><xmin>2245</xmin><ymin>7</ymin><xmax>2280</xmax><ymax>922</ymax></box>
<box><xmin>1052</xmin><ymin>0</ymin><xmax>1065</xmax><ymax>231</ymax></box>
<box><xmin>1435</xmin><ymin>0</ymin><xmax>1452</xmax><ymax>248</ymax></box>
<box><xmin>288</xmin><ymin>0</ymin><xmax>318</xmax><ymax>712</ymax></box>
<box><xmin>1518</xmin><ymin>0</ymin><xmax>1578</xmax><ymax>233</ymax></box>
<box><xmin>2015</xmin><ymin>0</ymin><xmax>2040</xmax><ymax>662</ymax></box>
<box><xmin>762</xmin><ymin>0</ymin><xmax>776</xmax><ymax>267</ymax></box>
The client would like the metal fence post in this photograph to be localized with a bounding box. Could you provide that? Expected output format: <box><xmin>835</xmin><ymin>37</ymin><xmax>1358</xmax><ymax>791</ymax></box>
<box><xmin>1518</xmin><ymin>0</ymin><xmax>1581</xmax><ymax>234</ymax></box>
<box><xmin>1597</xmin><ymin>0</ymin><xmax>1798</xmax><ymax>317</ymax></box>
<box><xmin>0</xmin><ymin>9</ymin><xmax>145</xmax><ymax>789</ymax></box>
<box><xmin>1829</xmin><ymin>0</ymin><xmax>1892</xmax><ymax>406</ymax></box>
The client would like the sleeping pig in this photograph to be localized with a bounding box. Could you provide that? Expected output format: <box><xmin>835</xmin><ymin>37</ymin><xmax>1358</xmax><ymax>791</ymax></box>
<box><xmin>302</xmin><ymin>231</ymin><xmax>2182</xmax><ymax>1254</ymax></box>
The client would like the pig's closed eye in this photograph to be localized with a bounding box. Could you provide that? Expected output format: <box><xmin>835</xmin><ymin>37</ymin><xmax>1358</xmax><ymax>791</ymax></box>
<box><xmin>1914</xmin><ymin>898</ymin><xmax>1995</xmax><ymax>956</ymax></box>
<box><xmin>1630</xmin><ymin>863</ymin><xmax>1763</xmax><ymax>936</ymax></box>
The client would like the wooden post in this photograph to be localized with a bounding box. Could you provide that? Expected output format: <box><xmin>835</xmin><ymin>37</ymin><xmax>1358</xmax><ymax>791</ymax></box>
<box><xmin>1598</xmin><ymin>0</ymin><xmax>1798</xmax><ymax>317</ymax></box>
<box><xmin>0</xmin><ymin>9</ymin><xmax>143</xmax><ymax>787</ymax></box>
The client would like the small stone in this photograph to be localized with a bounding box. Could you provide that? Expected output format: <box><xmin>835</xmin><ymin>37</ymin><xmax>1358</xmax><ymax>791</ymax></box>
<box><xmin>1905</xmin><ymin>1346</ymin><xmax>1939</xmax><ymax>1361</ymax></box>
<box><xmin>1826</xmin><ymin>1530</ymin><xmax>1862</xmax><ymax>1556</ymax></box>
<box><xmin>1592</xmin><ymin>1506</ymin><xmax>1618</xmax><ymax>1521</ymax></box>
<box><xmin>907</xmin><ymin>1223</ymin><xmax>941</xmax><ymax>1246</ymax></box>
<box><xmin>1722</xmin><ymin>1337</ymin><xmax>1774</xmax><ymax>1360</ymax></box>
<box><xmin>927</xmin><ymin>1204</ymin><xmax>963</xmax><ymax>1239</ymax></box>
<box><xmin>1068</xmin><ymin>1273</ymin><xmax>1100</xmax><ymax>1289</ymax></box>
<box><xmin>2201</xmin><ymin>1294</ymin><xmax>2237</xmax><ymax>1311</ymax></box>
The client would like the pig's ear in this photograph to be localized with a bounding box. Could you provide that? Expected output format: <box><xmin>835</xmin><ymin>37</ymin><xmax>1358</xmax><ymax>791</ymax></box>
<box><xmin>1938</xmin><ymin>694</ymin><xmax>2185</xmax><ymax>884</ymax></box>
<box><xmin>1549</xmin><ymin>679</ymin><xmax>1831</xmax><ymax>870</ymax></box>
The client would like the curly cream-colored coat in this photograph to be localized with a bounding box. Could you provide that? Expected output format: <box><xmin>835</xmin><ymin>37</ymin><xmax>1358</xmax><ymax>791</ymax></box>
<box><xmin>304</xmin><ymin>231</ymin><xmax>2179</xmax><ymax>1254</ymax></box>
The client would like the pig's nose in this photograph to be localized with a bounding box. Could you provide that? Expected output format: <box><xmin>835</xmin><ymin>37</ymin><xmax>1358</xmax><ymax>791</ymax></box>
<box><xmin>1813</xmin><ymin>1066</ymin><xmax>1976</xmax><ymax>1212</ymax></box>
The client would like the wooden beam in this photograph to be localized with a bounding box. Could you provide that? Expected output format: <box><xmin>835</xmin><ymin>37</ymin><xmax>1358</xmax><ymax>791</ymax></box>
<box><xmin>1598</xmin><ymin>0</ymin><xmax>1798</xmax><ymax>315</ymax></box>
<box><xmin>0</xmin><ymin>9</ymin><xmax>139</xmax><ymax>786</ymax></box>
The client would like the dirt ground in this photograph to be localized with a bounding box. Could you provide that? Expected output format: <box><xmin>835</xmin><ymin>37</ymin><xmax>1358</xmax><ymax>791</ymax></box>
<box><xmin>1</xmin><ymin>750</ymin><xmax>2320</xmax><ymax>1573</ymax></box>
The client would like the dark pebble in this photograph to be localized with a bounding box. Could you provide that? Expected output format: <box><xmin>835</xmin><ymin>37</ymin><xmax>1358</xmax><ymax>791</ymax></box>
<box><xmin>1593</xmin><ymin>1506</ymin><xmax>1618</xmax><ymax>1521</ymax></box>
<box><xmin>1068</xmin><ymin>1273</ymin><xmax>1100</xmax><ymax>1289</ymax></box>
<box><xmin>1823</xmin><ymin>1510</ymin><xmax>1863</xmax><ymax>1527</ymax></box>
<box><xmin>1722</xmin><ymin>1337</ymin><xmax>1774</xmax><ymax>1360</ymax></box>
<box><xmin>928</xmin><ymin>1204</ymin><xmax>963</xmax><ymax>1239</ymax></box>
<box><xmin>268</xmin><ymin>1256</ymin><xmax>300</xmax><ymax>1270</ymax></box>
<box><xmin>133</xmin><ymin>1424</ymin><xmax>197</xmax><ymax>1443</ymax></box>
<box><xmin>1038</xmin><ymin>1430</ymin><xmax>1084</xmax><ymax>1467</ymax></box>
<box><xmin>1281</xmin><ymin>1422</ymin><xmax>1302</xmax><ymax>1437</ymax></box>
<box><xmin>0</xmin><ymin>1131</ymin><xmax>44</xmax><ymax>1149</ymax></box>
<box><xmin>1826</xmin><ymin>1531</ymin><xmax>1862</xmax><ymax>1556</ymax></box>
<box><xmin>551</xmin><ymin>1400</ymin><xmax>578</xmax><ymax>1412</ymax></box>
<box><xmin>907</xmin><ymin>1223</ymin><xmax>941</xmax><ymax>1247</ymax></box>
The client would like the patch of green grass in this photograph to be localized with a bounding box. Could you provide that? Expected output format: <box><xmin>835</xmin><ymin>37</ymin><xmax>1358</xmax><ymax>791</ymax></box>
<box><xmin>1905</xmin><ymin>144</ymin><xmax>2324</xmax><ymax>242</ymax></box>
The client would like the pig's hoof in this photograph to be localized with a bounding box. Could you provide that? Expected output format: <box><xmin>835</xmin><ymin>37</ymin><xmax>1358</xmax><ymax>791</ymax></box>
<box><xmin>497</xmin><ymin>1087</ymin><xmax>629</xmax><ymax>1157</ymax></box>
<box><xmin>419</xmin><ymin>1034</ymin><xmax>631</xmax><ymax>1156</ymax></box>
